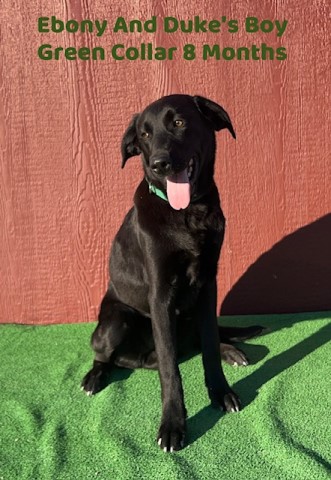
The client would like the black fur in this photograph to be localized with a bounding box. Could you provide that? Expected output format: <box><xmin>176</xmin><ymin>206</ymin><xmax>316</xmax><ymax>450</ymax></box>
<box><xmin>81</xmin><ymin>94</ymin><xmax>263</xmax><ymax>452</ymax></box>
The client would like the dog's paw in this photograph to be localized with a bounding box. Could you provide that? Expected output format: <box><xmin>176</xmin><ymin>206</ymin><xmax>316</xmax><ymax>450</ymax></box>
<box><xmin>157</xmin><ymin>420</ymin><xmax>186</xmax><ymax>452</ymax></box>
<box><xmin>81</xmin><ymin>366</ymin><xmax>107</xmax><ymax>396</ymax></box>
<box><xmin>209</xmin><ymin>387</ymin><xmax>241</xmax><ymax>413</ymax></box>
<box><xmin>222</xmin><ymin>391</ymin><xmax>241</xmax><ymax>412</ymax></box>
<box><xmin>220</xmin><ymin>343</ymin><xmax>249</xmax><ymax>367</ymax></box>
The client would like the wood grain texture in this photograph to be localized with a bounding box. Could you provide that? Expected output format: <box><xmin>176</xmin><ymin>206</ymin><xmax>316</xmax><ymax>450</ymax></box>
<box><xmin>0</xmin><ymin>0</ymin><xmax>330</xmax><ymax>323</ymax></box>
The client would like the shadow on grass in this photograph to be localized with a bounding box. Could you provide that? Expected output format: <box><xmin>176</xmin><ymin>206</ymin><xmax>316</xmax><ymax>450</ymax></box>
<box><xmin>191</xmin><ymin>213</ymin><xmax>331</xmax><ymax>446</ymax></box>
<box><xmin>187</xmin><ymin>319</ymin><xmax>331</xmax><ymax>446</ymax></box>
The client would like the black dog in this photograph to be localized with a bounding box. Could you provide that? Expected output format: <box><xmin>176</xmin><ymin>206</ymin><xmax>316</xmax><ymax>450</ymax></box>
<box><xmin>81</xmin><ymin>94</ymin><xmax>262</xmax><ymax>452</ymax></box>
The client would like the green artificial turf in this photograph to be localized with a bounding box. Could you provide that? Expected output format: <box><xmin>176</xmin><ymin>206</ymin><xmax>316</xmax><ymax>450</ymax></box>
<box><xmin>0</xmin><ymin>312</ymin><xmax>330</xmax><ymax>480</ymax></box>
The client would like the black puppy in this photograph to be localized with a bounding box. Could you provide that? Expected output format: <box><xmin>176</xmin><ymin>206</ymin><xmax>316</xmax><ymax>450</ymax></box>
<box><xmin>81</xmin><ymin>94</ymin><xmax>262</xmax><ymax>452</ymax></box>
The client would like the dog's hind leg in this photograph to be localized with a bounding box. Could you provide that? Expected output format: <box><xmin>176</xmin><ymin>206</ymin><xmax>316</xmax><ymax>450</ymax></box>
<box><xmin>115</xmin><ymin>349</ymin><xmax>158</xmax><ymax>370</ymax></box>
<box><xmin>81</xmin><ymin>291</ymin><xmax>137</xmax><ymax>395</ymax></box>
<box><xmin>219</xmin><ymin>325</ymin><xmax>265</xmax><ymax>342</ymax></box>
<box><xmin>113</xmin><ymin>313</ymin><xmax>158</xmax><ymax>369</ymax></box>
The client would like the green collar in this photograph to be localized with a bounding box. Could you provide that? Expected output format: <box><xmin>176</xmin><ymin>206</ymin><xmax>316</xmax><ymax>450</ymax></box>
<box><xmin>146</xmin><ymin>179</ymin><xmax>168</xmax><ymax>202</ymax></box>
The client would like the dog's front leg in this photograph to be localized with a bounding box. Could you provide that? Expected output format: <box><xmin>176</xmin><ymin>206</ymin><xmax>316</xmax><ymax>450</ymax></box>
<box><xmin>149</xmin><ymin>290</ymin><xmax>186</xmax><ymax>452</ymax></box>
<box><xmin>197</xmin><ymin>279</ymin><xmax>241</xmax><ymax>412</ymax></box>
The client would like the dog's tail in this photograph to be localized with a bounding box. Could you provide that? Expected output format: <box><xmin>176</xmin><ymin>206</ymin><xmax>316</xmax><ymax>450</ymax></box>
<box><xmin>218</xmin><ymin>325</ymin><xmax>265</xmax><ymax>342</ymax></box>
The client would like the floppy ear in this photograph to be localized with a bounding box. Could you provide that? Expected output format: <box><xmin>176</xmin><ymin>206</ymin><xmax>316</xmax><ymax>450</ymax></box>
<box><xmin>193</xmin><ymin>96</ymin><xmax>236</xmax><ymax>139</ymax></box>
<box><xmin>121</xmin><ymin>114</ymin><xmax>141</xmax><ymax>168</ymax></box>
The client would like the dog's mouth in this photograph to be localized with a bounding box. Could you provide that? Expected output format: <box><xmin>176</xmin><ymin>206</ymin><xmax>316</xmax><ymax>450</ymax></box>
<box><xmin>166</xmin><ymin>157</ymin><xmax>197</xmax><ymax>210</ymax></box>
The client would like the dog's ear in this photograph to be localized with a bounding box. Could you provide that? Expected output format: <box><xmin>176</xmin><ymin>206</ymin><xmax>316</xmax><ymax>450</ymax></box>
<box><xmin>121</xmin><ymin>114</ymin><xmax>141</xmax><ymax>168</ymax></box>
<box><xmin>193</xmin><ymin>96</ymin><xmax>236</xmax><ymax>139</ymax></box>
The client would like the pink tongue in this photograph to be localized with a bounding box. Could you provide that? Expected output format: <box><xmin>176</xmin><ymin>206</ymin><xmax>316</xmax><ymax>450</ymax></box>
<box><xmin>166</xmin><ymin>169</ymin><xmax>191</xmax><ymax>210</ymax></box>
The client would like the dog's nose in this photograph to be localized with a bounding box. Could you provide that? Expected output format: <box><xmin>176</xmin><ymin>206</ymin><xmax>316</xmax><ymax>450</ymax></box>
<box><xmin>151</xmin><ymin>157</ymin><xmax>171</xmax><ymax>176</ymax></box>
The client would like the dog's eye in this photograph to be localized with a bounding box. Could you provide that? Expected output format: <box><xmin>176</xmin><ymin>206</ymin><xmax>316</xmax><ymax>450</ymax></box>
<box><xmin>174</xmin><ymin>120</ymin><xmax>184</xmax><ymax>128</ymax></box>
<box><xmin>141</xmin><ymin>132</ymin><xmax>149</xmax><ymax>138</ymax></box>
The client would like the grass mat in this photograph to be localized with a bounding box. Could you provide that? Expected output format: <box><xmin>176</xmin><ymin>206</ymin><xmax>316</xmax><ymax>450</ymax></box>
<box><xmin>0</xmin><ymin>312</ymin><xmax>330</xmax><ymax>479</ymax></box>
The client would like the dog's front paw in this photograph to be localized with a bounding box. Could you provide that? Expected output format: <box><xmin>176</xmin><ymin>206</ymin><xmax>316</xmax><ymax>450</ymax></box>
<box><xmin>222</xmin><ymin>390</ymin><xmax>241</xmax><ymax>412</ymax></box>
<box><xmin>157</xmin><ymin>419</ymin><xmax>186</xmax><ymax>452</ymax></box>
<box><xmin>209</xmin><ymin>387</ymin><xmax>241</xmax><ymax>413</ymax></box>
<box><xmin>81</xmin><ymin>364</ymin><xmax>108</xmax><ymax>396</ymax></box>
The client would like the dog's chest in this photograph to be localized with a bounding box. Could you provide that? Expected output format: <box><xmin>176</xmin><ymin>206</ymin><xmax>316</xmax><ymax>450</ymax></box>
<box><xmin>169</xmin><ymin>211</ymin><xmax>224</xmax><ymax>298</ymax></box>
<box><xmin>182</xmin><ymin>229</ymin><xmax>220</xmax><ymax>284</ymax></box>
<box><xmin>170</xmin><ymin>237</ymin><xmax>217</xmax><ymax>313</ymax></box>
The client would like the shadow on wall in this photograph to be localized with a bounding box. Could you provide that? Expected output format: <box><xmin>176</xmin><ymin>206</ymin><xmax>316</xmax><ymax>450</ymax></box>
<box><xmin>221</xmin><ymin>213</ymin><xmax>331</xmax><ymax>315</ymax></box>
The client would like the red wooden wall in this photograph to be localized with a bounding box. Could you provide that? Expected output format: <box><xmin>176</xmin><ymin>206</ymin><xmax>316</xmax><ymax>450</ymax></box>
<box><xmin>0</xmin><ymin>1</ymin><xmax>330</xmax><ymax>324</ymax></box>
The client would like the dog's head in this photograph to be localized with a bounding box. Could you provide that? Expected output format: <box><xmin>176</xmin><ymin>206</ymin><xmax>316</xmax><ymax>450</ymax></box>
<box><xmin>121</xmin><ymin>94</ymin><xmax>235</xmax><ymax>210</ymax></box>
